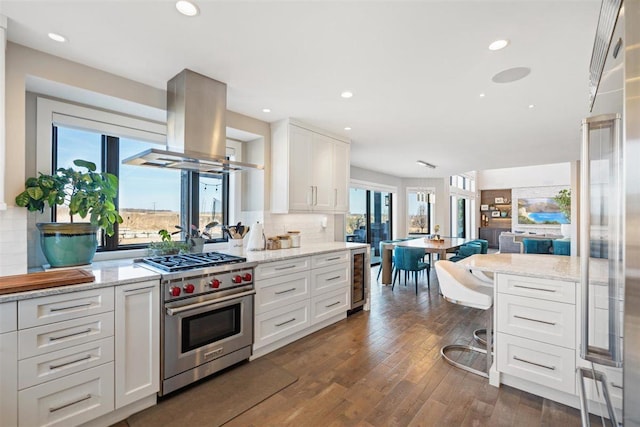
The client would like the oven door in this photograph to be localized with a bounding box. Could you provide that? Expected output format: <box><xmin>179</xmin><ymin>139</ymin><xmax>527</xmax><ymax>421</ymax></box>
<box><xmin>163</xmin><ymin>290</ymin><xmax>254</xmax><ymax>379</ymax></box>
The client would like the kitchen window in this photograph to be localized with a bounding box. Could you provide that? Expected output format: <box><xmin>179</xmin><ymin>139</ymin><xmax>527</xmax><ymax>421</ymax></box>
<box><xmin>38</xmin><ymin>97</ymin><xmax>229</xmax><ymax>252</ymax></box>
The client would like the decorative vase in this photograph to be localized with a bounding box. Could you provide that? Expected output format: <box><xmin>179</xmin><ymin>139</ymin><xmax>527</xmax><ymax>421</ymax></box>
<box><xmin>189</xmin><ymin>237</ymin><xmax>205</xmax><ymax>253</ymax></box>
<box><xmin>37</xmin><ymin>223</ymin><xmax>99</xmax><ymax>267</ymax></box>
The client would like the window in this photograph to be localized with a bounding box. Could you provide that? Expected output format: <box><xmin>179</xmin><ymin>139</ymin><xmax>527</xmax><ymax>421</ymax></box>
<box><xmin>346</xmin><ymin>186</ymin><xmax>393</xmax><ymax>264</ymax></box>
<box><xmin>449</xmin><ymin>174</ymin><xmax>476</xmax><ymax>238</ymax></box>
<box><xmin>407</xmin><ymin>188</ymin><xmax>434</xmax><ymax>234</ymax></box>
<box><xmin>39</xmin><ymin>98</ymin><xmax>229</xmax><ymax>252</ymax></box>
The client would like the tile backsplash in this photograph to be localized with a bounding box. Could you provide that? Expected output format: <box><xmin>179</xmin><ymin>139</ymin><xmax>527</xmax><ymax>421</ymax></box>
<box><xmin>0</xmin><ymin>207</ymin><xmax>28</xmax><ymax>275</ymax></box>
<box><xmin>260</xmin><ymin>212</ymin><xmax>336</xmax><ymax>245</ymax></box>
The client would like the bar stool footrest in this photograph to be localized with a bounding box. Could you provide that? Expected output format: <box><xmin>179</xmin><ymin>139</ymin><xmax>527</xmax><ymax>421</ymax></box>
<box><xmin>440</xmin><ymin>344</ymin><xmax>489</xmax><ymax>378</ymax></box>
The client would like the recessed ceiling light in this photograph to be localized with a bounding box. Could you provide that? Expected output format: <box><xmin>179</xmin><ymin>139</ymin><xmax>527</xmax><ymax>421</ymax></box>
<box><xmin>528</xmin><ymin>104</ymin><xmax>535</xmax><ymax>109</ymax></box>
<box><xmin>176</xmin><ymin>0</ymin><xmax>199</xmax><ymax>16</ymax></box>
<box><xmin>489</xmin><ymin>39</ymin><xmax>510</xmax><ymax>51</ymax></box>
<box><xmin>48</xmin><ymin>32</ymin><xmax>66</xmax><ymax>43</ymax></box>
<box><xmin>341</xmin><ymin>91</ymin><xmax>353</xmax><ymax>99</ymax></box>
<box><xmin>262</xmin><ymin>108</ymin><xmax>271</xmax><ymax>113</ymax></box>
<box><xmin>344</xmin><ymin>127</ymin><xmax>352</xmax><ymax>131</ymax></box>
<box><xmin>479</xmin><ymin>93</ymin><xmax>486</xmax><ymax>98</ymax></box>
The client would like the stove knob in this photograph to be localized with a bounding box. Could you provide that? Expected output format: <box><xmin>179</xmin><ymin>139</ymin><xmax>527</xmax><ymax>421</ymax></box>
<box><xmin>242</xmin><ymin>273</ymin><xmax>252</xmax><ymax>282</ymax></box>
<box><xmin>210</xmin><ymin>279</ymin><xmax>221</xmax><ymax>289</ymax></box>
<box><xmin>184</xmin><ymin>283</ymin><xmax>195</xmax><ymax>293</ymax></box>
<box><xmin>232</xmin><ymin>275</ymin><xmax>242</xmax><ymax>284</ymax></box>
<box><xmin>170</xmin><ymin>286</ymin><xmax>181</xmax><ymax>297</ymax></box>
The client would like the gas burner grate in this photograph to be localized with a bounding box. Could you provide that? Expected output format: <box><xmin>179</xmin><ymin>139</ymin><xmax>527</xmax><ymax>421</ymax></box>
<box><xmin>142</xmin><ymin>252</ymin><xmax>246</xmax><ymax>272</ymax></box>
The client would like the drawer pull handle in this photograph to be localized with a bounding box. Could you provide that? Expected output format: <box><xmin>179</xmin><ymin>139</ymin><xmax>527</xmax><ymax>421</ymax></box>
<box><xmin>124</xmin><ymin>285</ymin><xmax>155</xmax><ymax>293</ymax></box>
<box><xmin>513</xmin><ymin>355</ymin><xmax>556</xmax><ymax>371</ymax></box>
<box><xmin>513</xmin><ymin>315</ymin><xmax>557</xmax><ymax>326</ymax></box>
<box><xmin>49</xmin><ymin>328</ymin><xmax>92</xmax><ymax>341</ymax></box>
<box><xmin>50</xmin><ymin>303</ymin><xmax>93</xmax><ymax>312</ymax></box>
<box><xmin>49</xmin><ymin>394</ymin><xmax>92</xmax><ymax>412</ymax></box>
<box><xmin>275</xmin><ymin>288</ymin><xmax>297</xmax><ymax>295</ymax></box>
<box><xmin>274</xmin><ymin>265</ymin><xmax>296</xmax><ymax>271</ymax></box>
<box><xmin>275</xmin><ymin>318</ymin><xmax>296</xmax><ymax>327</ymax></box>
<box><xmin>611</xmin><ymin>382</ymin><xmax>623</xmax><ymax>389</ymax></box>
<box><xmin>204</xmin><ymin>348</ymin><xmax>224</xmax><ymax>359</ymax></box>
<box><xmin>513</xmin><ymin>284</ymin><xmax>557</xmax><ymax>293</ymax></box>
<box><xmin>326</xmin><ymin>276</ymin><xmax>341</xmax><ymax>281</ymax></box>
<box><xmin>49</xmin><ymin>354</ymin><xmax>92</xmax><ymax>370</ymax></box>
<box><xmin>326</xmin><ymin>257</ymin><xmax>341</xmax><ymax>261</ymax></box>
<box><xmin>325</xmin><ymin>301</ymin><xmax>341</xmax><ymax>308</ymax></box>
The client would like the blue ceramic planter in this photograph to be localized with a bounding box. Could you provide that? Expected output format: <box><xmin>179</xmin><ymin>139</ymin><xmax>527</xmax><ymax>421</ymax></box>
<box><xmin>37</xmin><ymin>223</ymin><xmax>99</xmax><ymax>267</ymax></box>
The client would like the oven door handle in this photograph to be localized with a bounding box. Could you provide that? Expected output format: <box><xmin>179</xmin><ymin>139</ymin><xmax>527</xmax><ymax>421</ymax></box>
<box><xmin>166</xmin><ymin>290</ymin><xmax>256</xmax><ymax>316</ymax></box>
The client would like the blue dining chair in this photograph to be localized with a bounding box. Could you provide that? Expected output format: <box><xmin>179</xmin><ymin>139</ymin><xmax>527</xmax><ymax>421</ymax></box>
<box><xmin>552</xmin><ymin>239</ymin><xmax>571</xmax><ymax>256</ymax></box>
<box><xmin>392</xmin><ymin>246</ymin><xmax>430</xmax><ymax>294</ymax></box>
<box><xmin>449</xmin><ymin>242</ymin><xmax>482</xmax><ymax>262</ymax></box>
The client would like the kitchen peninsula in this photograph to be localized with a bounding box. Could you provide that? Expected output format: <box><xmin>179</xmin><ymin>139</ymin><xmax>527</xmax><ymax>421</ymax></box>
<box><xmin>458</xmin><ymin>253</ymin><xmax>615</xmax><ymax>417</ymax></box>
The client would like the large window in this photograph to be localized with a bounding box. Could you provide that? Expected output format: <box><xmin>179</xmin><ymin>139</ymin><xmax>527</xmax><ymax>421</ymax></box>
<box><xmin>407</xmin><ymin>188</ymin><xmax>434</xmax><ymax>234</ymax></box>
<box><xmin>39</xmin><ymin>98</ymin><xmax>229</xmax><ymax>252</ymax></box>
<box><xmin>449</xmin><ymin>174</ymin><xmax>476</xmax><ymax>238</ymax></box>
<box><xmin>346</xmin><ymin>187</ymin><xmax>392</xmax><ymax>264</ymax></box>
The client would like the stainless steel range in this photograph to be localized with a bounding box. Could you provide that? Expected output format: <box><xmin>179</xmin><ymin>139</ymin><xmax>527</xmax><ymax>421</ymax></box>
<box><xmin>140</xmin><ymin>252</ymin><xmax>256</xmax><ymax>396</ymax></box>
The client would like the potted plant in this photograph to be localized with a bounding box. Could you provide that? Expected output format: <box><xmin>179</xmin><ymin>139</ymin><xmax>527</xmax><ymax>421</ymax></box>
<box><xmin>15</xmin><ymin>159</ymin><xmax>123</xmax><ymax>267</ymax></box>
<box><xmin>553</xmin><ymin>188</ymin><xmax>571</xmax><ymax>237</ymax></box>
<box><xmin>148</xmin><ymin>229</ymin><xmax>190</xmax><ymax>256</ymax></box>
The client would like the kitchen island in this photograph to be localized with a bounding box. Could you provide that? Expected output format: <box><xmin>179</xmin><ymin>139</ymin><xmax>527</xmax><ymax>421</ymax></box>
<box><xmin>458</xmin><ymin>253</ymin><xmax>615</xmax><ymax>418</ymax></box>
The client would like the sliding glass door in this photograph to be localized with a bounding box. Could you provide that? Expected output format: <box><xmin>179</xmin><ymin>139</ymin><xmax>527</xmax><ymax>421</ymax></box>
<box><xmin>346</xmin><ymin>188</ymin><xmax>392</xmax><ymax>264</ymax></box>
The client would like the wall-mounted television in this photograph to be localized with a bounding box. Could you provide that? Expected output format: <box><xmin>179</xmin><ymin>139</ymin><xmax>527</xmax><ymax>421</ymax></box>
<box><xmin>517</xmin><ymin>197</ymin><xmax>569</xmax><ymax>224</ymax></box>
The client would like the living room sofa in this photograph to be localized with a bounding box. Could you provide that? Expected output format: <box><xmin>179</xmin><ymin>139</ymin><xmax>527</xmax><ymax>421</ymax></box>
<box><xmin>498</xmin><ymin>232</ymin><xmax>565</xmax><ymax>254</ymax></box>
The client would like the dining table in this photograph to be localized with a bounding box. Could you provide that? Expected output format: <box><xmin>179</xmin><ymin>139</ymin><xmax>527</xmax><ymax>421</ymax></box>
<box><xmin>380</xmin><ymin>237</ymin><xmax>472</xmax><ymax>285</ymax></box>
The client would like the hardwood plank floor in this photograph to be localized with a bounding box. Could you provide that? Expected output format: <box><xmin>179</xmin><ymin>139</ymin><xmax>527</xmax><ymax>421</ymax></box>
<box><xmin>117</xmin><ymin>265</ymin><xmax>598</xmax><ymax>426</ymax></box>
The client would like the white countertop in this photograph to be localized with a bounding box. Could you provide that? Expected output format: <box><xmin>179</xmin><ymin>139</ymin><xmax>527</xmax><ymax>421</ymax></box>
<box><xmin>459</xmin><ymin>253</ymin><xmax>608</xmax><ymax>284</ymax></box>
<box><xmin>0</xmin><ymin>242</ymin><xmax>368</xmax><ymax>303</ymax></box>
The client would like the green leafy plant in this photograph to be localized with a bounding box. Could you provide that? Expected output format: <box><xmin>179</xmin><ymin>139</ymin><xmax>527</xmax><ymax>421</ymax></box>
<box><xmin>553</xmin><ymin>189</ymin><xmax>571</xmax><ymax>221</ymax></box>
<box><xmin>148</xmin><ymin>229</ymin><xmax>189</xmax><ymax>255</ymax></box>
<box><xmin>15</xmin><ymin>159</ymin><xmax>123</xmax><ymax>236</ymax></box>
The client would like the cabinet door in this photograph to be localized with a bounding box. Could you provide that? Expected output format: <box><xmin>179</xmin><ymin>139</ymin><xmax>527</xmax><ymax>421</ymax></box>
<box><xmin>1</xmin><ymin>331</ymin><xmax>17</xmax><ymax>427</ymax></box>
<box><xmin>311</xmin><ymin>133</ymin><xmax>334</xmax><ymax>211</ymax></box>
<box><xmin>288</xmin><ymin>125</ymin><xmax>314</xmax><ymax>211</ymax></box>
<box><xmin>332</xmin><ymin>140</ymin><xmax>350</xmax><ymax>213</ymax></box>
<box><xmin>114</xmin><ymin>281</ymin><xmax>159</xmax><ymax>408</ymax></box>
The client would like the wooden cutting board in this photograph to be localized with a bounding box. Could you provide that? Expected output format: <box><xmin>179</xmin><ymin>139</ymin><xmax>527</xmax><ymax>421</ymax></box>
<box><xmin>0</xmin><ymin>269</ymin><xmax>95</xmax><ymax>295</ymax></box>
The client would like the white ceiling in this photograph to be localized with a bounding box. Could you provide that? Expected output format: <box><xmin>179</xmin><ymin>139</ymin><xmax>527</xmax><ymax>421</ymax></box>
<box><xmin>0</xmin><ymin>0</ymin><xmax>601</xmax><ymax>179</ymax></box>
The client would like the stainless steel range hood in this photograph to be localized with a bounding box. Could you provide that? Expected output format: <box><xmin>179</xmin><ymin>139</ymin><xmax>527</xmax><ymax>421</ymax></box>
<box><xmin>123</xmin><ymin>69</ymin><xmax>263</xmax><ymax>174</ymax></box>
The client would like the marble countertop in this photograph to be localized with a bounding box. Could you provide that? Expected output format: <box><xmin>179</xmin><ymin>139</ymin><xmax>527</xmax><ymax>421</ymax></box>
<box><xmin>459</xmin><ymin>253</ymin><xmax>608</xmax><ymax>284</ymax></box>
<box><xmin>0</xmin><ymin>242</ymin><xmax>368</xmax><ymax>303</ymax></box>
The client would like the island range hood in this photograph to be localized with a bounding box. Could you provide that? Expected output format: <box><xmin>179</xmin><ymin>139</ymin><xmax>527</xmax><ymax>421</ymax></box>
<box><xmin>123</xmin><ymin>69</ymin><xmax>264</xmax><ymax>174</ymax></box>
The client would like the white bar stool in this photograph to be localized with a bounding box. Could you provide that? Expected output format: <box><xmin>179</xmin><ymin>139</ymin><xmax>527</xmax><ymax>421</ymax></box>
<box><xmin>435</xmin><ymin>260</ymin><xmax>493</xmax><ymax>378</ymax></box>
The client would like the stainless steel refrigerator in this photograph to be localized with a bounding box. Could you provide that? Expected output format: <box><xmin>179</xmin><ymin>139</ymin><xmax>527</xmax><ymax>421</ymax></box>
<box><xmin>580</xmin><ymin>1</ymin><xmax>640</xmax><ymax>425</ymax></box>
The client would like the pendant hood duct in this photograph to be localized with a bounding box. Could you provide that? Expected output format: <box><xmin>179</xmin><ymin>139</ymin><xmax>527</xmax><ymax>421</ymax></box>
<box><xmin>123</xmin><ymin>69</ymin><xmax>264</xmax><ymax>174</ymax></box>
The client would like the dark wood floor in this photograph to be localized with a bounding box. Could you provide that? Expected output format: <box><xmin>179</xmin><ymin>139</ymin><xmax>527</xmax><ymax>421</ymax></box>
<box><xmin>226</xmin><ymin>266</ymin><xmax>590</xmax><ymax>427</ymax></box>
<box><xmin>117</xmin><ymin>266</ymin><xmax>593</xmax><ymax>426</ymax></box>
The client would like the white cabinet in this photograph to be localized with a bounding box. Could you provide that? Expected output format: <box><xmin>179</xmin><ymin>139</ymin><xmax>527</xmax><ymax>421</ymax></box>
<box><xmin>1</xmin><ymin>302</ymin><xmax>18</xmax><ymax>427</ymax></box>
<box><xmin>253</xmin><ymin>251</ymin><xmax>351</xmax><ymax>357</ymax></box>
<box><xmin>495</xmin><ymin>274</ymin><xmax>577</xmax><ymax>394</ymax></box>
<box><xmin>271</xmin><ymin>119</ymin><xmax>350</xmax><ymax>214</ymax></box>
<box><xmin>114</xmin><ymin>281</ymin><xmax>159</xmax><ymax>409</ymax></box>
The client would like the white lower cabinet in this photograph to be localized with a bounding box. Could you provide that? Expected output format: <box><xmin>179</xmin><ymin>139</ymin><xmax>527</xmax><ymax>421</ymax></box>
<box><xmin>1</xmin><ymin>321</ymin><xmax>18</xmax><ymax>427</ymax></box>
<box><xmin>253</xmin><ymin>251</ymin><xmax>351</xmax><ymax>357</ymax></box>
<box><xmin>114</xmin><ymin>281</ymin><xmax>159</xmax><ymax>409</ymax></box>
<box><xmin>18</xmin><ymin>363</ymin><xmax>114</xmax><ymax>427</ymax></box>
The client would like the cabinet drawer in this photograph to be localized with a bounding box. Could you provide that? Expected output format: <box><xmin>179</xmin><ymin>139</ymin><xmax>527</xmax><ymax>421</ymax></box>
<box><xmin>19</xmin><ymin>312</ymin><xmax>114</xmax><ymax>359</ymax></box>
<box><xmin>311</xmin><ymin>251</ymin><xmax>350</xmax><ymax>269</ymax></box>
<box><xmin>497</xmin><ymin>294</ymin><xmax>575</xmax><ymax>348</ymax></box>
<box><xmin>254</xmin><ymin>300</ymin><xmax>310</xmax><ymax>349</ymax></box>
<box><xmin>19</xmin><ymin>337</ymin><xmax>114</xmax><ymax>390</ymax></box>
<box><xmin>497</xmin><ymin>333</ymin><xmax>575</xmax><ymax>394</ymax></box>
<box><xmin>310</xmin><ymin>287</ymin><xmax>349</xmax><ymax>325</ymax></box>
<box><xmin>0</xmin><ymin>301</ymin><xmax>17</xmax><ymax>333</ymax></box>
<box><xmin>255</xmin><ymin>257</ymin><xmax>310</xmax><ymax>280</ymax></box>
<box><xmin>19</xmin><ymin>288</ymin><xmax>114</xmax><ymax>329</ymax></box>
<box><xmin>255</xmin><ymin>271</ymin><xmax>310</xmax><ymax>314</ymax></box>
<box><xmin>18</xmin><ymin>362</ymin><xmax>114</xmax><ymax>427</ymax></box>
<box><xmin>582</xmin><ymin>364</ymin><xmax>623</xmax><ymax>407</ymax></box>
<box><xmin>497</xmin><ymin>274</ymin><xmax>575</xmax><ymax>304</ymax></box>
<box><xmin>311</xmin><ymin>263</ymin><xmax>350</xmax><ymax>297</ymax></box>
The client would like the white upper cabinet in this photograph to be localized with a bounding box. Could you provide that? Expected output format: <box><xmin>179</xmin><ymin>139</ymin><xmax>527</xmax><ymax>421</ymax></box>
<box><xmin>271</xmin><ymin>119</ymin><xmax>350</xmax><ymax>214</ymax></box>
